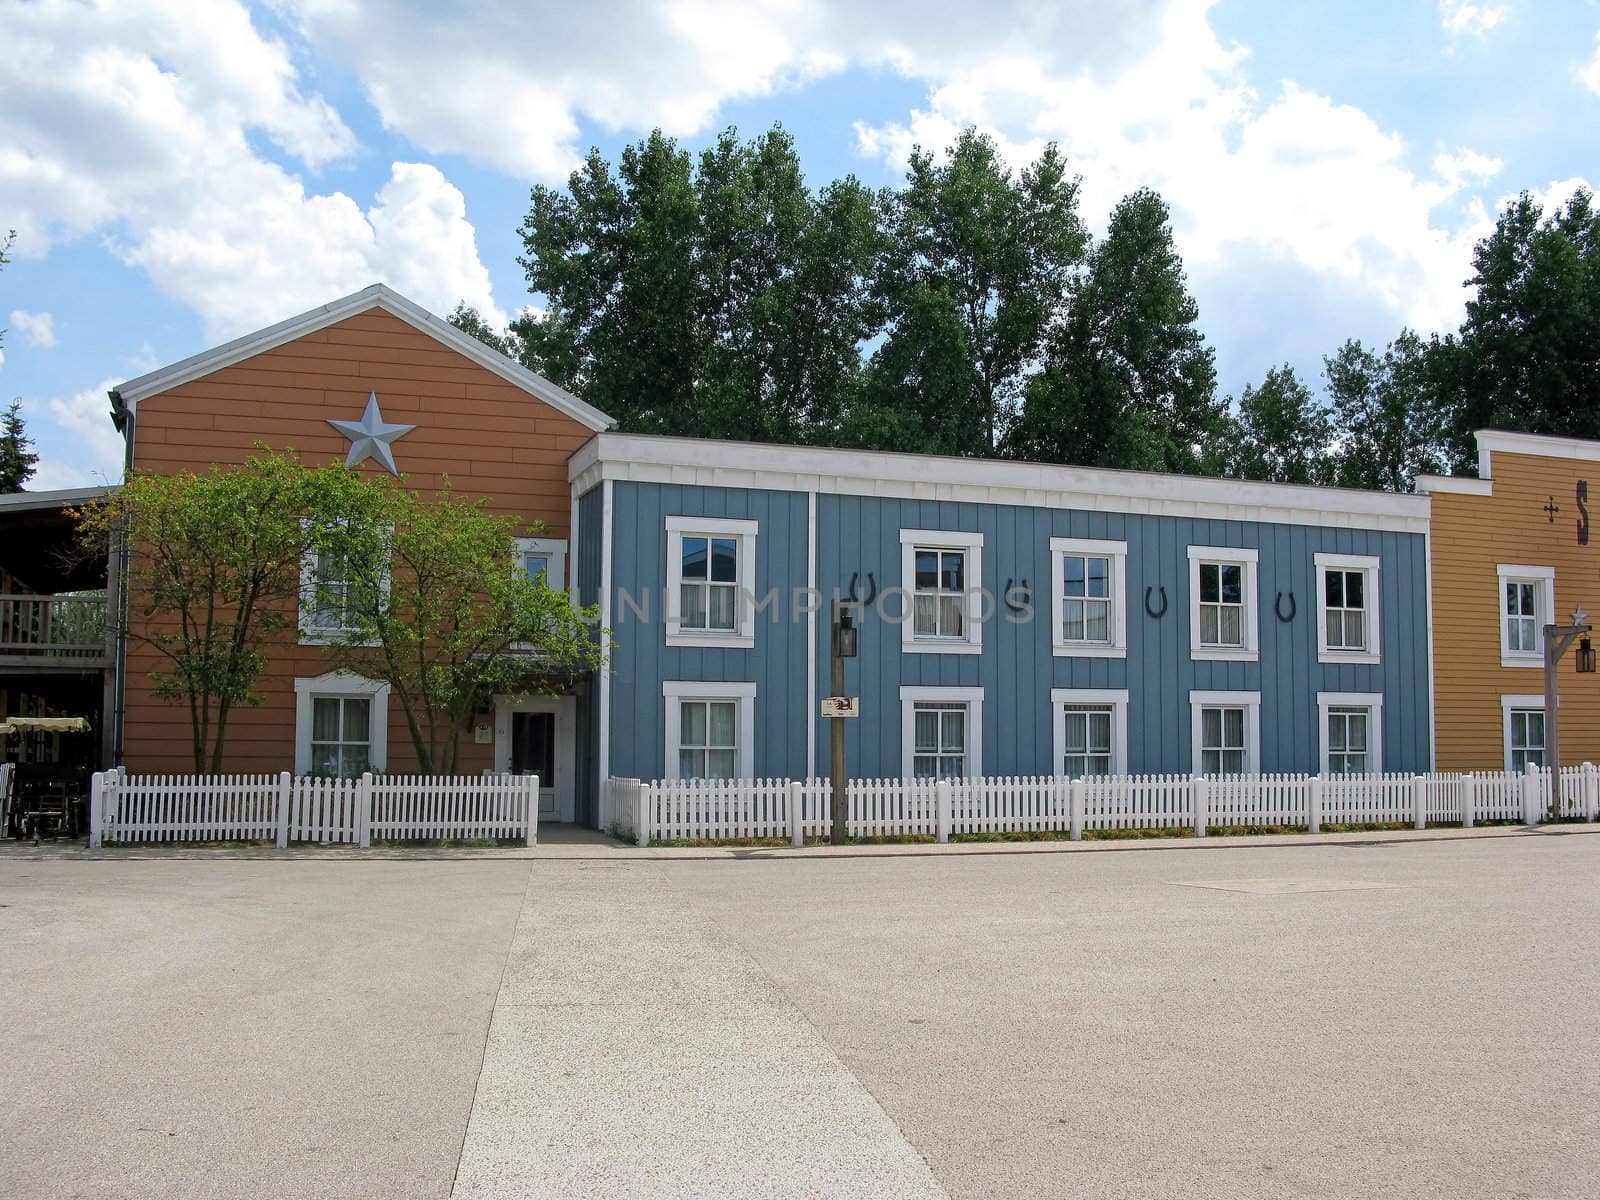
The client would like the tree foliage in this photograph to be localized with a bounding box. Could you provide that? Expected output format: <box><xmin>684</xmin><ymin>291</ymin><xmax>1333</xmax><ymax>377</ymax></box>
<box><xmin>74</xmin><ymin>451</ymin><xmax>355</xmax><ymax>773</ymax></box>
<box><xmin>317</xmin><ymin>482</ymin><xmax>604</xmax><ymax>775</ymax></box>
<box><xmin>1322</xmin><ymin>333</ymin><xmax>1446</xmax><ymax>492</ymax></box>
<box><xmin>1221</xmin><ymin>365</ymin><xmax>1333</xmax><ymax>485</ymax></box>
<box><xmin>0</xmin><ymin>399</ymin><xmax>38</xmax><ymax>493</ymax></box>
<box><xmin>1009</xmin><ymin>188</ymin><xmax>1219</xmax><ymax>472</ymax></box>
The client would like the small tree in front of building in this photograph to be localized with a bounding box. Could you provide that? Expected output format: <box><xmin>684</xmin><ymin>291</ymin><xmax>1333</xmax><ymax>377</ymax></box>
<box><xmin>317</xmin><ymin>480</ymin><xmax>604</xmax><ymax>775</ymax></box>
<box><xmin>75</xmin><ymin>450</ymin><xmax>360</xmax><ymax>773</ymax></box>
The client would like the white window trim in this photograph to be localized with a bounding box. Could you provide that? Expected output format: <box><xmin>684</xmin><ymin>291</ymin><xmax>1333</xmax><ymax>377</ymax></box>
<box><xmin>899</xmin><ymin>529</ymin><xmax>984</xmax><ymax>655</ymax></box>
<box><xmin>1050</xmin><ymin>688</ymin><xmax>1130</xmax><ymax>778</ymax></box>
<box><xmin>1496</xmin><ymin>564</ymin><xmax>1555</xmax><ymax>669</ymax></box>
<box><xmin>1316</xmin><ymin>691</ymin><xmax>1384</xmax><ymax>776</ymax></box>
<box><xmin>1050</xmin><ymin>537</ymin><xmax>1128</xmax><ymax>658</ymax></box>
<box><xmin>298</xmin><ymin>521</ymin><xmax>389</xmax><ymax>647</ymax></box>
<box><xmin>899</xmin><ymin>685</ymin><xmax>984</xmax><ymax>779</ymax></box>
<box><xmin>1189</xmin><ymin>689</ymin><xmax>1262</xmax><ymax>776</ymax></box>
<box><xmin>293</xmin><ymin>671</ymin><xmax>390</xmax><ymax>776</ymax></box>
<box><xmin>662</xmin><ymin>680</ymin><xmax>757</xmax><ymax>781</ymax></box>
<box><xmin>1186</xmin><ymin>546</ymin><xmax>1259</xmax><ymax>662</ymax></box>
<box><xmin>1500</xmin><ymin>693</ymin><xmax>1546</xmax><ymax>773</ymax></box>
<box><xmin>514</xmin><ymin>536</ymin><xmax>568</xmax><ymax>591</ymax></box>
<box><xmin>1314</xmin><ymin>552</ymin><xmax>1381</xmax><ymax>665</ymax></box>
<box><xmin>665</xmin><ymin>516</ymin><xmax>758</xmax><ymax>649</ymax></box>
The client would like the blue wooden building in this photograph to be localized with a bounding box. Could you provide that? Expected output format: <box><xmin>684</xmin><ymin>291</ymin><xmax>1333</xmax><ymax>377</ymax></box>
<box><xmin>568</xmin><ymin>434</ymin><xmax>1433</xmax><ymax>826</ymax></box>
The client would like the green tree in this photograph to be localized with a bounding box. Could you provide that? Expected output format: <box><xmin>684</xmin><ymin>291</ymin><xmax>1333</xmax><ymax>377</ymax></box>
<box><xmin>318</xmin><ymin>482</ymin><xmax>604</xmax><ymax>775</ymax></box>
<box><xmin>73</xmin><ymin>451</ymin><xmax>357</xmax><ymax>773</ymax></box>
<box><xmin>1437</xmin><ymin>188</ymin><xmax>1600</xmax><ymax>472</ymax></box>
<box><xmin>1323</xmin><ymin>333</ymin><xmax>1445</xmax><ymax>491</ymax></box>
<box><xmin>858</xmin><ymin>130</ymin><xmax>1087</xmax><ymax>455</ymax></box>
<box><xmin>1225</xmin><ymin>365</ymin><xmax>1334</xmax><ymax>485</ymax></box>
<box><xmin>515</xmin><ymin>125</ymin><xmax>879</xmax><ymax>442</ymax></box>
<box><xmin>1008</xmin><ymin>188</ymin><xmax>1220</xmax><ymax>472</ymax></box>
<box><xmin>447</xmin><ymin>303</ymin><xmax>514</xmax><ymax>357</ymax></box>
<box><xmin>0</xmin><ymin>399</ymin><xmax>38</xmax><ymax>493</ymax></box>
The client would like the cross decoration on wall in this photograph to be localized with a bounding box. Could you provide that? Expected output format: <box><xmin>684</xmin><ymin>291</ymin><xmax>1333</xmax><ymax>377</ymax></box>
<box><xmin>1544</xmin><ymin>495</ymin><xmax>1561</xmax><ymax>523</ymax></box>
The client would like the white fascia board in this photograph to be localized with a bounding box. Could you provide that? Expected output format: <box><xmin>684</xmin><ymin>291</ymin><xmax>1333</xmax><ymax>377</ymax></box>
<box><xmin>1414</xmin><ymin>474</ymin><xmax>1494</xmax><ymax>496</ymax></box>
<box><xmin>113</xmin><ymin>283</ymin><xmax>615</xmax><ymax>432</ymax></box>
<box><xmin>569</xmin><ymin>433</ymin><xmax>1430</xmax><ymax>533</ymax></box>
<box><xmin>1476</xmin><ymin>428</ymin><xmax>1600</xmax><ymax>473</ymax></box>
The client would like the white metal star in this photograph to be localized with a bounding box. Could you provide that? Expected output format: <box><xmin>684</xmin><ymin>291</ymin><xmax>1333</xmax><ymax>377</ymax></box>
<box><xmin>327</xmin><ymin>392</ymin><xmax>416</xmax><ymax>475</ymax></box>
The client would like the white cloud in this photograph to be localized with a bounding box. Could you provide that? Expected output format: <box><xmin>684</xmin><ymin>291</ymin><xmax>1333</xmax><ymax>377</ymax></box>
<box><xmin>1438</xmin><ymin>2</ymin><xmax>1506</xmax><ymax>37</ymax></box>
<box><xmin>8</xmin><ymin>310</ymin><xmax>57</xmax><ymax>349</ymax></box>
<box><xmin>1581</xmin><ymin>33</ymin><xmax>1600</xmax><ymax>96</ymax></box>
<box><xmin>0</xmin><ymin>0</ymin><xmax>504</xmax><ymax>340</ymax></box>
<box><xmin>19</xmin><ymin>380</ymin><xmax>126</xmax><ymax>491</ymax></box>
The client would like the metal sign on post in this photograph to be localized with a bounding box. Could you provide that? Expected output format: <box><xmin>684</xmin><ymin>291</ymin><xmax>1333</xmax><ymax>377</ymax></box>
<box><xmin>821</xmin><ymin>696</ymin><xmax>859</xmax><ymax>718</ymax></box>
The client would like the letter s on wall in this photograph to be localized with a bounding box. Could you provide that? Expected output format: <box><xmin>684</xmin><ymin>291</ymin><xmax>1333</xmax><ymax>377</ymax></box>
<box><xmin>1578</xmin><ymin>480</ymin><xmax>1589</xmax><ymax>547</ymax></box>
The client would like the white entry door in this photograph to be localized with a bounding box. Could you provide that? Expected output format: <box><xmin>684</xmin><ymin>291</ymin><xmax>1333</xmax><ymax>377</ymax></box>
<box><xmin>493</xmin><ymin>695</ymin><xmax>576</xmax><ymax>822</ymax></box>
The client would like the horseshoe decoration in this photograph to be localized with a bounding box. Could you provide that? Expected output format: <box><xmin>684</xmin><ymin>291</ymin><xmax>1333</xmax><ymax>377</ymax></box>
<box><xmin>1003</xmin><ymin>578</ymin><xmax>1031</xmax><ymax>613</ymax></box>
<box><xmin>1144</xmin><ymin>586</ymin><xmax>1168</xmax><ymax>619</ymax></box>
<box><xmin>846</xmin><ymin>571</ymin><xmax>878</xmax><ymax>608</ymax></box>
<box><xmin>1275</xmin><ymin>591</ymin><xmax>1297</xmax><ymax>623</ymax></box>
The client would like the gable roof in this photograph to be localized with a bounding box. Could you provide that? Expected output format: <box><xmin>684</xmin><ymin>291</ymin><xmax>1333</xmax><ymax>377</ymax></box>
<box><xmin>110</xmin><ymin>283</ymin><xmax>614</xmax><ymax>432</ymax></box>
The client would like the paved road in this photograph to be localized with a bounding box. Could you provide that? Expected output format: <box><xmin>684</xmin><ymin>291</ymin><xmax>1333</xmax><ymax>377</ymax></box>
<box><xmin>3</xmin><ymin>831</ymin><xmax>1597</xmax><ymax>1199</ymax></box>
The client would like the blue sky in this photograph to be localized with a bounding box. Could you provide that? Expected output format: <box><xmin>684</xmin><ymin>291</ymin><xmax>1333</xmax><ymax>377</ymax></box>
<box><xmin>3</xmin><ymin>0</ymin><xmax>1597</xmax><ymax>490</ymax></box>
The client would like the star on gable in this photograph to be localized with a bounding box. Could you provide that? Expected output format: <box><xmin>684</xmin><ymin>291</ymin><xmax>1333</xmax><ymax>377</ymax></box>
<box><xmin>328</xmin><ymin>392</ymin><xmax>415</xmax><ymax>475</ymax></box>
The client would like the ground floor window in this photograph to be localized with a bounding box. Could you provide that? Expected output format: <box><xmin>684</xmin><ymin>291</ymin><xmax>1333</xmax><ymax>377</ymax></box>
<box><xmin>1190</xmin><ymin>690</ymin><xmax>1260</xmax><ymax>776</ymax></box>
<box><xmin>1317</xmin><ymin>693</ymin><xmax>1384</xmax><ymax>777</ymax></box>
<box><xmin>293</xmin><ymin>672</ymin><xmax>389</xmax><ymax>778</ymax></box>
<box><xmin>1050</xmin><ymin>689</ymin><xmax>1129</xmax><ymax>779</ymax></box>
<box><xmin>899</xmin><ymin>686</ymin><xmax>984</xmax><ymax>780</ymax></box>
<box><xmin>1508</xmin><ymin>708</ymin><xmax>1545</xmax><ymax>773</ymax></box>
<box><xmin>662</xmin><ymin>681</ymin><xmax>756</xmax><ymax>781</ymax></box>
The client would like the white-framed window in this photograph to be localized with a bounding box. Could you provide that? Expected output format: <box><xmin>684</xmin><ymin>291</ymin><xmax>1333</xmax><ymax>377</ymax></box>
<box><xmin>1187</xmin><ymin>546</ymin><xmax>1259</xmax><ymax>661</ymax></box>
<box><xmin>663</xmin><ymin>681</ymin><xmax>756</xmax><ymax>780</ymax></box>
<box><xmin>665</xmin><ymin>516</ymin><xmax>758</xmax><ymax>648</ymax></box>
<box><xmin>293</xmin><ymin>672</ymin><xmax>390</xmax><ymax>778</ymax></box>
<box><xmin>1050</xmin><ymin>538</ymin><xmax>1127</xmax><ymax>658</ymax></box>
<box><xmin>514</xmin><ymin>537</ymin><xmax>567</xmax><ymax>591</ymax></box>
<box><xmin>899</xmin><ymin>685</ymin><xmax>984</xmax><ymax>779</ymax></box>
<box><xmin>1189</xmin><ymin>690</ymin><xmax>1261</xmax><ymax>776</ymax></box>
<box><xmin>1317</xmin><ymin>692</ymin><xmax>1384</xmax><ymax>776</ymax></box>
<box><xmin>899</xmin><ymin>530</ymin><xmax>983</xmax><ymax>654</ymax></box>
<box><xmin>299</xmin><ymin>523</ymin><xmax>389</xmax><ymax>645</ymax></box>
<box><xmin>1315</xmin><ymin>553</ymin><xmax>1381</xmax><ymax>664</ymax></box>
<box><xmin>1497</xmin><ymin>564</ymin><xmax>1554</xmax><ymax>668</ymax></box>
<box><xmin>1501</xmin><ymin>694</ymin><xmax>1546</xmax><ymax>773</ymax></box>
<box><xmin>1050</xmin><ymin>688</ymin><xmax>1129</xmax><ymax>778</ymax></box>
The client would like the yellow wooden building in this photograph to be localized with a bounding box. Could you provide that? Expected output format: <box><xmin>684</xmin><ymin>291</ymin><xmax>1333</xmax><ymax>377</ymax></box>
<box><xmin>1419</xmin><ymin>430</ymin><xmax>1600</xmax><ymax>772</ymax></box>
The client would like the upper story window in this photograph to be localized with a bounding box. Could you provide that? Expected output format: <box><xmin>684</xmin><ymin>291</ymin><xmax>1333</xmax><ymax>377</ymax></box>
<box><xmin>1496</xmin><ymin>564</ymin><xmax>1554</xmax><ymax>668</ymax></box>
<box><xmin>1315</xmin><ymin>553</ymin><xmax>1381</xmax><ymax>665</ymax></box>
<box><xmin>1187</xmin><ymin>546</ymin><xmax>1259</xmax><ymax>662</ymax></box>
<box><xmin>665</xmin><ymin>516</ymin><xmax>757</xmax><ymax>649</ymax></box>
<box><xmin>515</xmin><ymin>537</ymin><xmax>567</xmax><ymax>591</ymax></box>
<box><xmin>300</xmin><ymin>532</ymin><xmax>387</xmax><ymax>644</ymax></box>
<box><xmin>899</xmin><ymin>530</ymin><xmax>983</xmax><ymax>655</ymax></box>
<box><xmin>1050</xmin><ymin>538</ymin><xmax>1127</xmax><ymax>658</ymax></box>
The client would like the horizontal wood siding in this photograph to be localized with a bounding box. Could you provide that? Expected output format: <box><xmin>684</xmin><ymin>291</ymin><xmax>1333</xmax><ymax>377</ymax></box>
<box><xmin>125</xmin><ymin>308</ymin><xmax>594</xmax><ymax>774</ymax></box>
<box><xmin>1431</xmin><ymin>450</ymin><xmax>1600</xmax><ymax>770</ymax></box>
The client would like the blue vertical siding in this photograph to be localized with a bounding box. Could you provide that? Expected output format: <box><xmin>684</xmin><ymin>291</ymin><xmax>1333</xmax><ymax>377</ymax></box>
<box><xmin>603</xmin><ymin>482</ymin><xmax>1432</xmax><ymax>784</ymax></box>
<box><xmin>574</xmin><ymin>485</ymin><xmax>604</xmax><ymax>824</ymax></box>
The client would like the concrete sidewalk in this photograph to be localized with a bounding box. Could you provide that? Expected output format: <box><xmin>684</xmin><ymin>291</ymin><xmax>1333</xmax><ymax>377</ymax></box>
<box><xmin>449</xmin><ymin>861</ymin><xmax>945</xmax><ymax>1199</ymax></box>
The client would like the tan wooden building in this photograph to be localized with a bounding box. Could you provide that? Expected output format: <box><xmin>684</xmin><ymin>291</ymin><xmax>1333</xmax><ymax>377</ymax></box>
<box><xmin>1419</xmin><ymin>430</ymin><xmax>1600</xmax><ymax>772</ymax></box>
<box><xmin>108</xmin><ymin>285</ymin><xmax>613</xmax><ymax>820</ymax></box>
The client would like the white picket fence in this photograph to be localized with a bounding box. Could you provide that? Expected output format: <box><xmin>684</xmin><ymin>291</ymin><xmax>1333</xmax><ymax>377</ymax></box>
<box><xmin>607</xmin><ymin>763</ymin><xmax>1600</xmax><ymax>846</ymax></box>
<box><xmin>88</xmin><ymin>770</ymin><xmax>540</xmax><ymax>847</ymax></box>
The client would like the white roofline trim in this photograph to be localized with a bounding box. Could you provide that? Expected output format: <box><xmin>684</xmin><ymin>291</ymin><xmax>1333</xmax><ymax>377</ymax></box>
<box><xmin>1414</xmin><ymin>474</ymin><xmax>1494</xmax><ymax>496</ymax></box>
<box><xmin>1476</xmin><ymin>429</ymin><xmax>1600</xmax><ymax>479</ymax></box>
<box><xmin>0</xmin><ymin>484</ymin><xmax>117</xmax><ymax>512</ymax></box>
<box><xmin>568</xmin><ymin>433</ymin><xmax>1431</xmax><ymax>533</ymax></box>
<box><xmin>111</xmin><ymin>283</ymin><xmax>615</xmax><ymax>433</ymax></box>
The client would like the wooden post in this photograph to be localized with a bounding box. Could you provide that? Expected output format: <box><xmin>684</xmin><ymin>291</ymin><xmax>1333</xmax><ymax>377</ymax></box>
<box><xmin>274</xmin><ymin>771</ymin><xmax>292</xmax><ymax>849</ymax></box>
<box><xmin>1307</xmin><ymin>775</ymin><xmax>1323</xmax><ymax>834</ymax></box>
<box><xmin>357</xmin><ymin>772</ymin><xmax>373</xmax><ymax>848</ymax></box>
<box><xmin>1411</xmin><ymin>775</ymin><xmax>1427</xmax><ymax>831</ymax></box>
<box><xmin>829</xmin><ymin>602</ymin><xmax>848</xmax><ymax>846</ymax></box>
<box><xmin>1069</xmin><ymin>778</ymin><xmax>1084</xmax><ymax>842</ymax></box>
<box><xmin>936</xmin><ymin>779</ymin><xmax>952</xmax><ymax>845</ymax></box>
<box><xmin>635</xmin><ymin>782</ymin><xmax>649</xmax><ymax>848</ymax></box>
<box><xmin>1523</xmin><ymin>762</ymin><xmax>1541</xmax><ymax>826</ymax></box>
<box><xmin>1192</xmin><ymin>775</ymin><xmax>1209</xmax><ymax>838</ymax></box>
<box><xmin>1460</xmin><ymin>775</ymin><xmax>1475</xmax><ymax>828</ymax></box>
<box><xmin>88</xmin><ymin>770</ymin><xmax>104</xmax><ymax>849</ymax></box>
<box><xmin>1585</xmin><ymin>762</ymin><xmax>1599</xmax><ymax>822</ymax></box>
<box><xmin>788</xmin><ymin>780</ymin><xmax>804</xmax><ymax>847</ymax></box>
